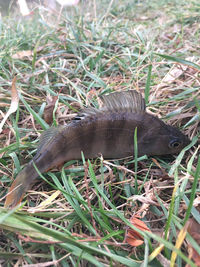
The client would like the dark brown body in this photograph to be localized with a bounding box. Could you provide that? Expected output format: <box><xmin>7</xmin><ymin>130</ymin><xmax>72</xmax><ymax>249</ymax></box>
<box><xmin>41</xmin><ymin>111</ymin><xmax>188</xmax><ymax>162</ymax></box>
<box><xmin>5</xmin><ymin>90</ymin><xmax>190</xmax><ymax>208</ymax></box>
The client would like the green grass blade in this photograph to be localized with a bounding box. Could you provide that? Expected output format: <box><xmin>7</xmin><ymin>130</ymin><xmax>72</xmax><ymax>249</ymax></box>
<box><xmin>155</xmin><ymin>53</ymin><xmax>200</xmax><ymax>71</ymax></box>
<box><xmin>183</xmin><ymin>157</ymin><xmax>200</xmax><ymax>225</ymax></box>
<box><xmin>20</xmin><ymin>94</ymin><xmax>49</xmax><ymax>130</ymax></box>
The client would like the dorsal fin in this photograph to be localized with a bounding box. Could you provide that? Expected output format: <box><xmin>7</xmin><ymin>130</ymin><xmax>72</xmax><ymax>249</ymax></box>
<box><xmin>100</xmin><ymin>90</ymin><xmax>146</xmax><ymax>113</ymax></box>
<box><xmin>36</xmin><ymin>126</ymin><xmax>64</xmax><ymax>155</ymax></box>
<box><xmin>71</xmin><ymin>90</ymin><xmax>146</xmax><ymax>122</ymax></box>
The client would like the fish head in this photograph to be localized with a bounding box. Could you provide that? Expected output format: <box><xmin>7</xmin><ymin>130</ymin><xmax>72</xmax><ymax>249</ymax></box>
<box><xmin>138</xmin><ymin>116</ymin><xmax>190</xmax><ymax>156</ymax></box>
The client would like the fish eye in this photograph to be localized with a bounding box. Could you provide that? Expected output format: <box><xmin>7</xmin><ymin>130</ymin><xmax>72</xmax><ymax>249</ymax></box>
<box><xmin>169</xmin><ymin>140</ymin><xmax>181</xmax><ymax>149</ymax></box>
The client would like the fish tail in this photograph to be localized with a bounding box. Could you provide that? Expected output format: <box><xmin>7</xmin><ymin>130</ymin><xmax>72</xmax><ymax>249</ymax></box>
<box><xmin>4</xmin><ymin>163</ymin><xmax>38</xmax><ymax>208</ymax></box>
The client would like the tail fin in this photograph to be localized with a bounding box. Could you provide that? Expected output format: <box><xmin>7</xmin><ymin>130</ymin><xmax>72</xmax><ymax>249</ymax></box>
<box><xmin>4</xmin><ymin>163</ymin><xmax>38</xmax><ymax>208</ymax></box>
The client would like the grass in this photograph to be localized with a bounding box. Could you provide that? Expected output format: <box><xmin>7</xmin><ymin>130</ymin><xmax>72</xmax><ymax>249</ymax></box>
<box><xmin>0</xmin><ymin>0</ymin><xmax>200</xmax><ymax>266</ymax></box>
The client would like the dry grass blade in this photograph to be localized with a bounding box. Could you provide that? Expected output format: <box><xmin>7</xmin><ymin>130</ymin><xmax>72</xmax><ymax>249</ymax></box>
<box><xmin>0</xmin><ymin>76</ymin><xmax>19</xmax><ymax>134</ymax></box>
<box><xmin>170</xmin><ymin>223</ymin><xmax>188</xmax><ymax>266</ymax></box>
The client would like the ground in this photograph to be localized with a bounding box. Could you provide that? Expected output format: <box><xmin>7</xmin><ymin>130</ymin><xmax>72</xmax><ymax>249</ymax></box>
<box><xmin>0</xmin><ymin>0</ymin><xmax>199</xmax><ymax>266</ymax></box>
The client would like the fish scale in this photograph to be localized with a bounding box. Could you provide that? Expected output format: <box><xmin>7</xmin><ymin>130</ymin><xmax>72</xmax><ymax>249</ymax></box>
<box><xmin>5</xmin><ymin>90</ymin><xmax>190</xmax><ymax>208</ymax></box>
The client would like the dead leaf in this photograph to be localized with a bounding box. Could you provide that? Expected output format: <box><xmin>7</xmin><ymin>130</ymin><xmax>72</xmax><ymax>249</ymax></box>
<box><xmin>158</xmin><ymin>56</ymin><xmax>198</xmax><ymax>89</ymax></box>
<box><xmin>158</xmin><ymin>64</ymin><xmax>187</xmax><ymax>89</ymax></box>
<box><xmin>0</xmin><ymin>76</ymin><xmax>19</xmax><ymax>134</ymax></box>
<box><xmin>12</xmin><ymin>50</ymin><xmax>33</xmax><ymax>60</ymax></box>
<box><xmin>124</xmin><ymin>215</ymin><xmax>151</xmax><ymax>247</ymax></box>
<box><xmin>43</xmin><ymin>96</ymin><xmax>58</xmax><ymax>125</ymax></box>
<box><xmin>186</xmin><ymin>218</ymin><xmax>200</xmax><ymax>267</ymax></box>
<box><xmin>12</xmin><ymin>46</ymin><xmax>45</xmax><ymax>60</ymax></box>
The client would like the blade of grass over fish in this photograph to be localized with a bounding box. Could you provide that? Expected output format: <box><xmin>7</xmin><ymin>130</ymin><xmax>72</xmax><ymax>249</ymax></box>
<box><xmin>20</xmin><ymin>95</ymin><xmax>49</xmax><ymax>130</ymax></box>
<box><xmin>183</xmin><ymin>157</ymin><xmax>200</xmax><ymax>225</ymax></box>
<box><xmin>155</xmin><ymin>53</ymin><xmax>200</xmax><ymax>71</ymax></box>
<box><xmin>144</xmin><ymin>64</ymin><xmax>152</xmax><ymax>104</ymax></box>
<box><xmin>134</xmin><ymin>127</ymin><xmax>138</xmax><ymax>194</ymax></box>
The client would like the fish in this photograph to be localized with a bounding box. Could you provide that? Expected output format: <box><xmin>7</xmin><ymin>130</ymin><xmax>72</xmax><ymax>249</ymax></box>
<box><xmin>4</xmin><ymin>90</ymin><xmax>190</xmax><ymax>208</ymax></box>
